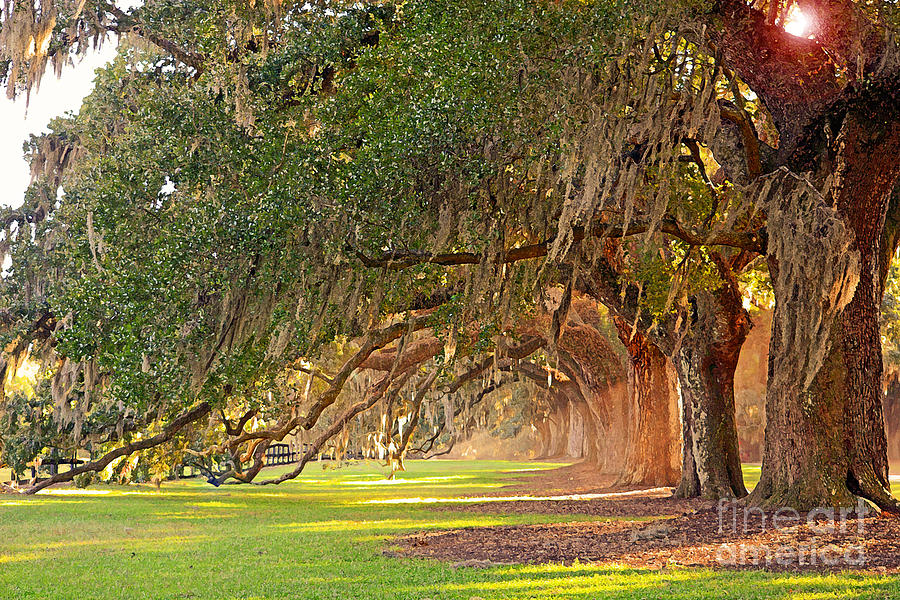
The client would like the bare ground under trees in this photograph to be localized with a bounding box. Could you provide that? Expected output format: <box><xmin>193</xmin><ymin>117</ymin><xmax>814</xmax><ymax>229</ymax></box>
<box><xmin>392</xmin><ymin>464</ymin><xmax>900</xmax><ymax>574</ymax></box>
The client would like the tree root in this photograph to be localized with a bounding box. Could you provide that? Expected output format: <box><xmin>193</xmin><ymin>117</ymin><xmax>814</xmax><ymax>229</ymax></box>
<box><xmin>848</xmin><ymin>468</ymin><xmax>900</xmax><ymax>517</ymax></box>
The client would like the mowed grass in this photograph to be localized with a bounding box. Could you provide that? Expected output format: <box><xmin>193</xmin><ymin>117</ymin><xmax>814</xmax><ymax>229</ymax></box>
<box><xmin>0</xmin><ymin>460</ymin><xmax>897</xmax><ymax>599</ymax></box>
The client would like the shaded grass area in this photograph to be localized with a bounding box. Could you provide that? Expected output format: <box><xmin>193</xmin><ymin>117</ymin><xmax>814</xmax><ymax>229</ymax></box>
<box><xmin>0</xmin><ymin>460</ymin><xmax>896</xmax><ymax>599</ymax></box>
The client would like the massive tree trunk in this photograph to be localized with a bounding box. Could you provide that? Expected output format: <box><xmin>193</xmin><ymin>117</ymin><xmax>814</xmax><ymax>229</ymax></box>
<box><xmin>577</xmin><ymin>390</ymin><xmax>615</xmax><ymax>466</ymax></box>
<box><xmin>533</xmin><ymin>413</ymin><xmax>553</xmax><ymax>459</ymax></box>
<box><xmin>542</xmin><ymin>392</ymin><xmax>572</xmax><ymax>459</ymax></box>
<box><xmin>556</xmin><ymin>298</ymin><xmax>628</xmax><ymax>470</ymax></box>
<box><xmin>751</xmin><ymin>114</ymin><xmax>900</xmax><ymax>512</ymax></box>
<box><xmin>565</xmin><ymin>400</ymin><xmax>587</xmax><ymax>459</ymax></box>
<box><xmin>613</xmin><ymin>319</ymin><xmax>681</xmax><ymax>487</ymax></box>
<box><xmin>704</xmin><ymin>0</ymin><xmax>900</xmax><ymax>512</ymax></box>
<box><xmin>520</xmin><ymin>295</ymin><xmax>638</xmax><ymax>471</ymax></box>
<box><xmin>673</xmin><ymin>285</ymin><xmax>750</xmax><ymax>499</ymax></box>
<box><xmin>582</xmin><ymin>253</ymin><xmax>747</xmax><ymax>496</ymax></box>
<box><xmin>543</xmin><ymin>294</ymin><xmax>679</xmax><ymax>484</ymax></box>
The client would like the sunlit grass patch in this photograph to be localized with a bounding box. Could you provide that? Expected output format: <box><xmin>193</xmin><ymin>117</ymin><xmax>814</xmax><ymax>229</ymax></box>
<box><xmin>37</xmin><ymin>488</ymin><xmax>115</xmax><ymax>495</ymax></box>
<box><xmin>743</xmin><ymin>463</ymin><xmax>762</xmax><ymax>491</ymax></box>
<box><xmin>0</xmin><ymin>460</ymin><xmax>897</xmax><ymax>599</ymax></box>
<box><xmin>361</xmin><ymin>486</ymin><xmax>672</xmax><ymax>505</ymax></box>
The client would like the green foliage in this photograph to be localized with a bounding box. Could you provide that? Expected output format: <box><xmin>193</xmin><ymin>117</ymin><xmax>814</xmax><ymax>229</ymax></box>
<box><xmin>72</xmin><ymin>471</ymin><xmax>94</xmax><ymax>488</ymax></box>
<box><xmin>1</xmin><ymin>0</ymin><xmax>766</xmax><ymax>477</ymax></box>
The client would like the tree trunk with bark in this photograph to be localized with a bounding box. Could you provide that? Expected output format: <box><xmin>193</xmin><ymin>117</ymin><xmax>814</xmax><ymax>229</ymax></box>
<box><xmin>566</xmin><ymin>400</ymin><xmax>587</xmax><ymax>459</ymax></box>
<box><xmin>581</xmin><ymin>252</ymin><xmax>748</xmax><ymax>496</ymax></box>
<box><xmin>702</xmin><ymin>0</ymin><xmax>900</xmax><ymax>513</ymax></box>
<box><xmin>751</xmin><ymin>115</ymin><xmax>900</xmax><ymax>512</ymax></box>
<box><xmin>577</xmin><ymin>390</ymin><xmax>616</xmax><ymax>466</ymax></box>
<box><xmin>672</xmin><ymin>285</ymin><xmax>750</xmax><ymax>499</ymax></box>
<box><xmin>613</xmin><ymin>319</ymin><xmax>681</xmax><ymax>487</ymax></box>
<box><xmin>533</xmin><ymin>414</ymin><xmax>553</xmax><ymax>459</ymax></box>
<box><xmin>545</xmin><ymin>394</ymin><xmax>571</xmax><ymax>459</ymax></box>
<box><xmin>523</xmin><ymin>296</ymin><xmax>634</xmax><ymax>471</ymax></box>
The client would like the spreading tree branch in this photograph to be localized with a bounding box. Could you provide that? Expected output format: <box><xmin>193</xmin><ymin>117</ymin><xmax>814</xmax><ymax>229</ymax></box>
<box><xmin>352</xmin><ymin>217</ymin><xmax>764</xmax><ymax>272</ymax></box>
<box><xmin>23</xmin><ymin>402</ymin><xmax>212</xmax><ymax>495</ymax></box>
<box><xmin>255</xmin><ymin>369</ymin><xmax>415</xmax><ymax>486</ymax></box>
<box><xmin>104</xmin><ymin>3</ymin><xmax>205</xmax><ymax>73</ymax></box>
<box><xmin>218</xmin><ymin>313</ymin><xmax>432</xmax><ymax>453</ymax></box>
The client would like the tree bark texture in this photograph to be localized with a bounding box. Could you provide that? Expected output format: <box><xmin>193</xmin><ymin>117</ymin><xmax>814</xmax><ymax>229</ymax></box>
<box><xmin>672</xmin><ymin>286</ymin><xmax>750</xmax><ymax>499</ymax></box>
<box><xmin>752</xmin><ymin>115</ymin><xmax>900</xmax><ymax>512</ymax></box>
<box><xmin>613</xmin><ymin>319</ymin><xmax>681</xmax><ymax>487</ymax></box>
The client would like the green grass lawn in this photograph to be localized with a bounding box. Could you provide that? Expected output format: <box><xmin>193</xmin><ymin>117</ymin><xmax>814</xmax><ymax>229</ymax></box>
<box><xmin>0</xmin><ymin>460</ymin><xmax>898</xmax><ymax>599</ymax></box>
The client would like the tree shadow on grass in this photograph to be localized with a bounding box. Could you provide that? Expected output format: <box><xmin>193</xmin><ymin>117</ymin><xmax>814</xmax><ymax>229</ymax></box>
<box><xmin>402</xmin><ymin>563</ymin><xmax>900</xmax><ymax>599</ymax></box>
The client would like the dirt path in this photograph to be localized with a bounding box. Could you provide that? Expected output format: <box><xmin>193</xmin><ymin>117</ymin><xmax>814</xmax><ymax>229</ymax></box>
<box><xmin>394</xmin><ymin>463</ymin><xmax>900</xmax><ymax>573</ymax></box>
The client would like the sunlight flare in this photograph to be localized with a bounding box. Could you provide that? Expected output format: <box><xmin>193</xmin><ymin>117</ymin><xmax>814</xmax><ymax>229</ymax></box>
<box><xmin>783</xmin><ymin>6</ymin><xmax>813</xmax><ymax>38</ymax></box>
